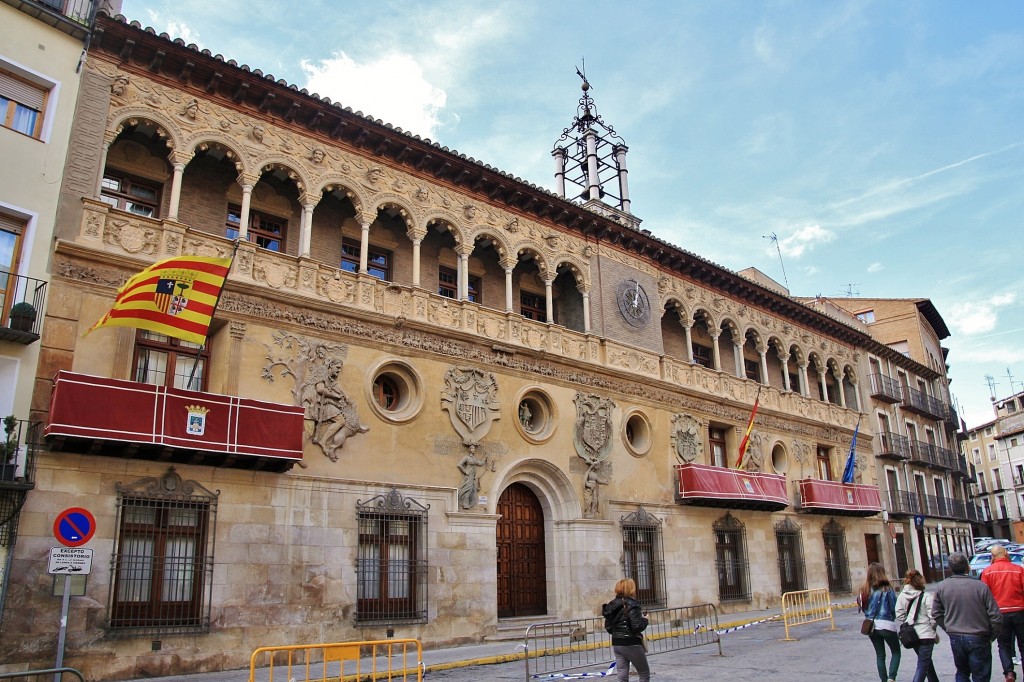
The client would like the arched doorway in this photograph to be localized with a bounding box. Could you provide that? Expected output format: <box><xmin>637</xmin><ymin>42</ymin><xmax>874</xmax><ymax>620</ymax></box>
<box><xmin>496</xmin><ymin>482</ymin><xmax>547</xmax><ymax>617</ymax></box>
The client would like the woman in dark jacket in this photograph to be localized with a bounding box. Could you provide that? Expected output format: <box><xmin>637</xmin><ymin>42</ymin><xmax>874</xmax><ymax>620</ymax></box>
<box><xmin>601</xmin><ymin>578</ymin><xmax>650</xmax><ymax>682</ymax></box>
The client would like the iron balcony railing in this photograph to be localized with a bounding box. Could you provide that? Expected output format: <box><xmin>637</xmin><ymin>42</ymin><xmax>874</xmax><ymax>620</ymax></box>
<box><xmin>0</xmin><ymin>418</ymin><xmax>41</xmax><ymax>486</ymax></box>
<box><xmin>902</xmin><ymin>385</ymin><xmax>949</xmax><ymax>421</ymax></box>
<box><xmin>907</xmin><ymin>439</ymin><xmax>955</xmax><ymax>471</ymax></box>
<box><xmin>868</xmin><ymin>373</ymin><xmax>903</xmax><ymax>403</ymax></box>
<box><xmin>886</xmin><ymin>490</ymin><xmax>976</xmax><ymax>522</ymax></box>
<box><xmin>0</xmin><ymin>272</ymin><xmax>46</xmax><ymax>343</ymax></box>
<box><xmin>877</xmin><ymin>430</ymin><xmax>910</xmax><ymax>460</ymax></box>
<box><xmin>17</xmin><ymin>0</ymin><xmax>96</xmax><ymax>29</ymax></box>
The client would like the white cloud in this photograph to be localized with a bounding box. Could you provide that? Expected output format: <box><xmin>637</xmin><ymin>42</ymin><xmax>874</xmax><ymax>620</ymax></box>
<box><xmin>145</xmin><ymin>9</ymin><xmax>199</xmax><ymax>44</ymax></box>
<box><xmin>778</xmin><ymin>223</ymin><xmax>835</xmax><ymax>258</ymax></box>
<box><xmin>301</xmin><ymin>53</ymin><xmax>447</xmax><ymax>139</ymax></box>
<box><xmin>867</xmin><ymin>262</ymin><xmax>883</xmax><ymax>273</ymax></box>
<box><xmin>948</xmin><ymin>293</ymin><xmax>1017</xmax><ymax>336</ymax></box>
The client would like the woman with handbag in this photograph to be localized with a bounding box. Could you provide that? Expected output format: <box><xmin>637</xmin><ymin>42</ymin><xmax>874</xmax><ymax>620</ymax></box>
<box><xmin>602</xmin><ymin>578</ymin><xmax>650</xmax><ymax>682</ymax></box>
<box><xmin>896</xmin><ymin>569</ymin><xmax>940</xmax><ymax>682</ymax></box>
<box><xmin>862</xmin><ymin>562</ymin><xmax>901</xmax><ymax>682</ymax></box>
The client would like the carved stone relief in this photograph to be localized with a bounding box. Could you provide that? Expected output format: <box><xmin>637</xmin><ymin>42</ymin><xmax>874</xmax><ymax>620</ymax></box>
<box><xmin>440</xmin><ymin>367</ymin><xmax>501</xmax><ymax>510</ymax></box>
<box><xmin>671</xmin><ymin>413</ymin><xmax>702</xmax><ymax>463</ymax></box>
<box><xmin>574</xmin><ymin>392</ymin><xmax>616</xmax><ymax>518</ymax></box>
<box><xmin>261</xmin><ymin>331</ymin><xmax>368</xmax><ymax>462</ymax></box>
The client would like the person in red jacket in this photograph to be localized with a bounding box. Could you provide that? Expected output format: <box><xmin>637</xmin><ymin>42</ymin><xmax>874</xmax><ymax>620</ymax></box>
<box><xmin>982</xmin><ymin>544</ymin><xmax>1024</xmax><ymax>682</ymax></box>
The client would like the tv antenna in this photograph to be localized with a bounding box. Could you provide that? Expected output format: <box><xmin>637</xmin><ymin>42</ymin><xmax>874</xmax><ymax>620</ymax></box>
<box><xmin>986</xmin><ymin>374</ymin><xmax>997</xmax><ymax>401</ymax></box>
<box><xmin>840</xmin><ymin>283</ymin><xmax>860</xmax><ymax>297</ymax></box>
<box><xmin>762</xmin><ymin>233</ymin><xmax>789</xmax><ymax>290</ymax></box>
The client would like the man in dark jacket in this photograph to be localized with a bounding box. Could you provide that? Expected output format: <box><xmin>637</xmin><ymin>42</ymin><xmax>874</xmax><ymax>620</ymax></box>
<box><xmin>982</xmin><ymin>544</ymin><xmax>1024</xmax><ymax>682</ymax></box>
<box><xmin>934</xmin><ymin>551</ymin><xmax>1003</xmax><ymax>682</ymax></box>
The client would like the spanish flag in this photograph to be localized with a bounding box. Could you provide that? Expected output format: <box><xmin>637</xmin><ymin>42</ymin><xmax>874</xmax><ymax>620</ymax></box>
<box><xmin>88</xmin><ymin>255</ymin><xmax>232</xmax><ymax>345</ymax></box>
<box><xmin>734</xmin><ymin>392</ymin><xmax>760</xmax><ymax>469</ymax></box>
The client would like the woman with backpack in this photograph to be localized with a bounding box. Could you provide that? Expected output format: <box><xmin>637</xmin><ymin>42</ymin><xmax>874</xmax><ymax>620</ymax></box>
<box><xmin>602</xmin><ymin>578</ymin><xmax>650</xmax><ymax>682</ymax></box>
<box><xmin>862</xmin><ymin>562</ymin><xmax>901</xmax><ymax>682</ymax></box>
<box><xmin>895</xmin><ymin>569</ymin><xmax>940</xmax><ymax>682</ymax></box>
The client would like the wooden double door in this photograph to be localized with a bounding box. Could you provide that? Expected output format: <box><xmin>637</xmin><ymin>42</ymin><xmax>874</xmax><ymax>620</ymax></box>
<box><xmin>496</xmin><ymin>483</ymin><xmax>547</xmax><ymax>618</ymax></box>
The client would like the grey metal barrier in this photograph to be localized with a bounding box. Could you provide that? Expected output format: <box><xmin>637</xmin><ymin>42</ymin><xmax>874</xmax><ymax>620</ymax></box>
<box><xmin>524</xmin><ymin>603</ymin><xmax>723</xmax><ymax>680</ymax></box>
<box><xmin>0</xmin><ymin>669</ymin><xmax>85</xmax><ymax>682</ymax></box>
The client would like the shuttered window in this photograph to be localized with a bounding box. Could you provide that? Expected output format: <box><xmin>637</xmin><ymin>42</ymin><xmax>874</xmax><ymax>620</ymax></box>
<box><xmin>0</xmin><ymin>70</ymin><xmax>47</xmax><ymax>138</ymax></box>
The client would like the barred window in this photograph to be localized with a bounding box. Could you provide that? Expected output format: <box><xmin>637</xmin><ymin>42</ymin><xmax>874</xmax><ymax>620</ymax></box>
<box><xmin>714</xmin><ymin>513</ymin><xmax>750</xmax><ymax>602</ymax></box>
<box><xmin>774</xmin><ymin>518</ymin><xmax>806</xmax><ymax>594</ymax></box>
<box><xmin>823</xmin><ymin>518</ymin><xmax>851</xmax><ymax>593</ymax></box>
<box><xmin>109</xmin><ymin>468</ymin><xmax>217</xmax><ymax>635</ymax></box>
<box><xmin>356</xmin><ymin>489</ymin><xmax>429</xmax><ymax>624</ymax></box>
<box><xmin>620</xmin><ymin>508</ymin><xmax>667</xmax><ymax>608</ymax></box>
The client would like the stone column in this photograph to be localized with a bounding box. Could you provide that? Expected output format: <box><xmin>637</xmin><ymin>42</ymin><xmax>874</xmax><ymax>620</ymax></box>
<box><xmin>710</xmin><ymin>331</ymin><xmax>722</xmax><ymax>371</ymax></box>
<box><xmin>95</xmin><ymin>132</ymin><xmax>116</xmax><ymax>198</ymax></box>
<box><xmin>236</xmin><ymin>173</ymin><xmax>259</xmax><ymax>241</ymax></box>
<box><xmin>581</xmin><ymin>290</ymin><xmax>592</xmax><ymax>333</ymax></box>
<box><xmin>166</xmin><ymin>150</ymin><xmax>191</xmax><ymax>222</ymax></box>
<box><xmin>298</xmin><ymin>193</ymin><xmax>319</xmax><ymax>258</ymax></box>
<box><xmin>683</xmin><ymin>322</ymin><xmax>694</xmax><ymax>363</ymax></box>
<box><xmin>544</xmin><ymin>278</ymin><xmax>554</xmax><ymax>323</ymax></box>
<box><xmin>833</xmin><ymin>367</ymin><xmax>847</xmax><ymax>408</ymax></box>
<box><xmin>818</xmin><ymin>365</ymin><xmax>828</xmax><ymax>402</ymax></box>
<box><xmin>411</xmin><ymin>237</ymin><xmax>423</xmax><ymax>288</ymax></box>
<box><xmin>759</xmin><ymin>348</ymin><xmax>769</xmax><ymax>386</ymax></box>
<box><xmin>358</xmin><ymin>217</ymin><xmax>371</xmax><ymax>274</ymax></box>
<box><xmin>777</xmin><ymin>349</ymin><xmax>792</xmax><ymax>392</ymax></box>
<box><xmin>798</xmin><ymin>362</ymin><xmax>809</xmax><ymax>397</ymax></box>
<box><xmin>733</xmin><ymin>341</ymin><xmax>744</xmax><ymax>377</ymax></box>
<box><xmin>501</xmin><ymin>260</ymin><xmax>515</xmax><ymax>312</ymax></box>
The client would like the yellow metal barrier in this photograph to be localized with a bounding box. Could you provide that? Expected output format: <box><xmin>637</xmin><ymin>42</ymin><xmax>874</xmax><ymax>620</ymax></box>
<box><xmin>781</xmin><ymin>587</ymin><xmax>836</xmax><ymax>641</ymax></box>
<box><xmin>249</xmin><ymin>639</ymin><xmax>423</xmax><ymax>682</ymax></box>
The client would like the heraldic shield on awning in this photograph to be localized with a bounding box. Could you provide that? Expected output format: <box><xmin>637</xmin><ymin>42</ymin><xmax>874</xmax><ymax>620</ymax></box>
<box><xmin>675</xmin><ymin>462</ymin><xmax>790</xmax><ymax>511</ymax></box>
<box><xmin>45</xmin><ymin>371</ymin><xmax>305</xmax><ymax>473</ymax></box>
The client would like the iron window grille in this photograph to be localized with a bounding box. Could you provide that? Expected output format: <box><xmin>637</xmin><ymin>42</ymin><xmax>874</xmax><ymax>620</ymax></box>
<box><xmin>823</xmin><ymin>518</ymin><xmax>851</xmax><ymax>593</ymax></box>
<box><xmin>714</xmin><ymin>513</ymin><xmax>751</xmax><ymax>602</ymax></box>
<box><xmin>620</xmin><ymin>507</ymin><xmax>667</xmax><ymax>608</ymax></box>
<box><xmin>774</xmin><ymin>518</ymin><xmax>807</xmax><ymax>594</ymax></box>
<box><xmin>108</xmin><ymin>468</ymin><xmax>217</xmax><ymax>635</ymax></box>
<box><xmin>356</xmin><ymin>489</ymin><xmax>429</xmax><ymax>625</ymax></box>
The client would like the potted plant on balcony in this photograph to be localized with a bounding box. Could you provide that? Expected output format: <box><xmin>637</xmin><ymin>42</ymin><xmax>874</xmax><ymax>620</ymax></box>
<box><xmin>0</xmin><ymin>415</ymin><xmax>18</xmax><ymax>481</ymax></box>
<box><xmin>8</xmin><ymin>302</ymin><xmax>36</xmax><ymax>332</ymax></box>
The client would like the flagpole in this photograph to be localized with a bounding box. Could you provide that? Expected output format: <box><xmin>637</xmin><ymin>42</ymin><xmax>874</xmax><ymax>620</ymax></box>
<box><xmin>185</xmin><ymin>240</ymin><xmax>240</xmax><ymax>391</ymax></box>
<box><xmin>735</xmin><ymin>385</ymin><xmax>762</xmax><ymax>469</ymax></box>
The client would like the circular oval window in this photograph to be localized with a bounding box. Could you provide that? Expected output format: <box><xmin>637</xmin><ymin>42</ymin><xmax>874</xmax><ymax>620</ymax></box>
<box><xmin>366</xmin><ymin>360</ymin><xmax>423</xmax><ymax>423</ymax></box>
<box><xmin>623</xmin><ymin>410</ymin><xmax>653</xmax><ymax>457</ymax></box>
<box><xmin>514</xmin><ymin>388</ymin><xmax>556</xmax><ymax>444</ymax></box>
<box><xmin>771</xmin><ymin>442</ymin><xmax>789</xmax><ymax>474</ymax></box>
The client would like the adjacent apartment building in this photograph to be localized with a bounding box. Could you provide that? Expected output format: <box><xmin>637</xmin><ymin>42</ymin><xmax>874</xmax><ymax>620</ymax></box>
<box><xmin>967</xmin><ymin>390</ymin><xmax>1024</xmax><ymax>542</ymax></box>
<box><xmin>0</xmin><ymin>0</ymin><xmax>106</xmax><ymax>618</ymax></box>
<box><xmin>0</xmin><ymin>9</ymin><xmax>971</xmax><ymax>679</ymax></box>
<box><xmin>811</xmin><ymin>297</ymin><xmax>975</xmax><ymax>580</ymax></box>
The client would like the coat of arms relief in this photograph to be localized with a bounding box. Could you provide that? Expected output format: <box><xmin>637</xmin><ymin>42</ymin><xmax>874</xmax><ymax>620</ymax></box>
<box><xmin>441</xmin><ymin>367</ymin><xmax>501</xmax><ymax>510</ymax></box>
<box><xmin>574</xmin><ymin>393</ymin><xmax>616</xmax><ymax>518</ymax></box>
<box><xmin>671</xmin><ymin>413</ymin><xmax>703</xmax><ymax>463</ymax></box>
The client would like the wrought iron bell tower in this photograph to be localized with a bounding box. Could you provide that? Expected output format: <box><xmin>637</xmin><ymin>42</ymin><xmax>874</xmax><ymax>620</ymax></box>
<box><xmin>552</xmin><ymin>68</ymin><xmax>637</xmax><ymax>227</ymax></box>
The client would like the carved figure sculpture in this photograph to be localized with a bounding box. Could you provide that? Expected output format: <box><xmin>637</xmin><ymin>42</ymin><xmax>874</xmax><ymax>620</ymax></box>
<box><xmin>457</xmin><ymin>446</ymin><xmax>490</xmax><ymax>510</ymax></box>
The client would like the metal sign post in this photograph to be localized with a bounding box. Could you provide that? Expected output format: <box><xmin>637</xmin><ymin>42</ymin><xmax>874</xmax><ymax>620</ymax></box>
<box><xmin>51</xmin><ymin>507</ymin><xmax>95</xmax><ymax>681</ymax></box>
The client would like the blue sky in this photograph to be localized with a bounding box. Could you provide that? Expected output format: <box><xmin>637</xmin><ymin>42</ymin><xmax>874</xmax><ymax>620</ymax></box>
<box><xmin>121</xmin><ymin>0</ymin><xmax>1024</xmax><ymax>428</ymax></box>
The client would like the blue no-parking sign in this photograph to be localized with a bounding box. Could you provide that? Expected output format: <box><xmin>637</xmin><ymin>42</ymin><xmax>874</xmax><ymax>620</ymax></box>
<box><xmin>53</xmin><ymin>507</ymin><xmax>96</xmax><ymax>547</ymax></box>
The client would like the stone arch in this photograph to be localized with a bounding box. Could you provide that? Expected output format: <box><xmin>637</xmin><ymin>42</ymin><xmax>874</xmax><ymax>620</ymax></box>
<box><xmin>468</xmin><ymin>226</ymin><xmax>512</xmax><ymax>264</ymax></box>
<box><xmin>312</xmin><ymin>178</ymin><xmax>368</xmax><ymax>216</ymax></box>
<box><xmin>514</xmin><ymin>244</ymin><xmax>550</xmax><ymax>280</ymax></box>
<box><xmin>254</xmin><ymin>155</ymin><xmax>311</xmax><ymax>194</ymax></box>
<box><xmin>180</xmin><ymin>132</ymin><xmax>247</xmax><ymax>175</ymax></box>
<box><xmin>366</xmin><ymin>194</ymin><xmax>419</xmax><ymax>232</ymax></box>
<box><xmin>487</xmin><ymin>458</ymin><xmax>579</xmax><ymax>521</ymax></box>
<box><xmin>662</xmin><ymin>295</ymin><xmax>690</xmax><ymax>322</ymax></box>
<box><xmin>550</xmin><ymin>254</ymin><xmax>590</xmax><ymax>291</ymax></box>
<box><xmin>107</xmin><ymin>107</ymin><xmax>183</xmax><ymax>151</ymax></box>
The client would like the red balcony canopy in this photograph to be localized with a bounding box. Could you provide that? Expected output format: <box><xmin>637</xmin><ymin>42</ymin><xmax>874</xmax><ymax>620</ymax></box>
<box><xmin>45</xmin><ymin>371</ymin><xmax>305</xmax><ymax>472</ymax></box>
<box><xmin>797</xmin><ymin>479</ymin><xmax>882</xmax><ymax>517</ymax></box>
<box><xmin>675</xmin><ymin>462</ymin><xmax>789</xmax><ymax>511</ymax></box>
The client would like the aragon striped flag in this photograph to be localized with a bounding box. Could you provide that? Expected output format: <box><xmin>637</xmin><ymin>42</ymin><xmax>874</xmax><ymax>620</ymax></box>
<box><xmin>88</xmin><ymin>255</ymin><xmax>233</xmax><ymax>345</ymax></box>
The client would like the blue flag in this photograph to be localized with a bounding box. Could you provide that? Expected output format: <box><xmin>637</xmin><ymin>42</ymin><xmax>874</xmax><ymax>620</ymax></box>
<box><xmin>842</xmin><ymin>420</ymin><xmax>860</xmax><ymax>484</ymax></box>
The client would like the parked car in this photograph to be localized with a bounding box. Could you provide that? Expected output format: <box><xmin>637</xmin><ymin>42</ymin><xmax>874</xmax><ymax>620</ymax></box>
<box><xmin>975</xmin><ymin>537</ymin><xmax>1010</xmax><ymax>553</ymax></box>
<box><xmin>969</xmin><ymin>551</ymin><xmax>1024</xmax><ymax>578</ymax></box>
